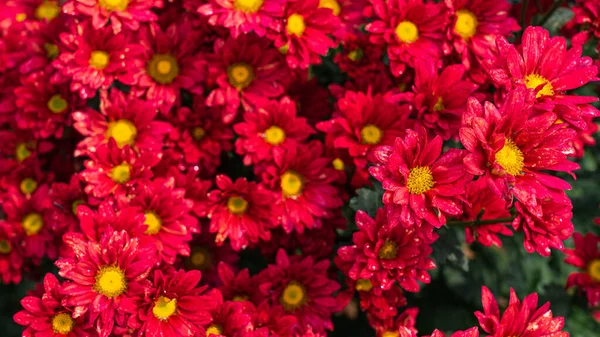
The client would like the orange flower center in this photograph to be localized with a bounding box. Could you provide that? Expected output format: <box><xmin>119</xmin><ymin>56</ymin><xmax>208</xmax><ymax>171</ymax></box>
<box><xmin>378</xmin><ymin>240</ymin><xmax>398</xmax><ymax>259</ymax></box>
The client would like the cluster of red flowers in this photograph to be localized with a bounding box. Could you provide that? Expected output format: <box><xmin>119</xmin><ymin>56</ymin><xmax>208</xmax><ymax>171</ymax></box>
<box><xmin>0</xmin><ymin>0</ymin><xmax>599</xmax><ymax>336</ymax></box>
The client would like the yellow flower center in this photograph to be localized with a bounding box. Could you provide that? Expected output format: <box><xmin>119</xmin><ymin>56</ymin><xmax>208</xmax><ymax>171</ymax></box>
<box><xmin>98</xmin><ymin>0</ymin><xmax>129</xmax><ymax>11</ymax></box>
<box><xmin>72</xmin><ymin>199</ymin><xmax>85</xmax><ymax>215</ymax></box>
<box><xmin>287</xmin><ymin>14</ymin><xmax>306</xmax><ymax>37</ymax></box>
<box><xmin>233</xmin><ymin>0</ymin><xmax>264</xmax><ymax>13</ymax></box>
<box><xmin>227</xmin><ymin>196</ymin><xmax>249</xmax><ymax>215</ymax></box>
<box><xmin>106</xmin><ymin>119</ymin><xmax>137</xmax><ymax>147</ymax></box>
<box><xmin>110</xmin><ymin>162</ymin><xmax>131</xmax><ymax>184</ymax></box>
<box><xmin>360</xmin><ymin>124</ymin><xmax>383</xmax><ymax>145</ymax></box>
<box><xmin>355</xmin><ymin>279</ymin><xmax>373</xmax><ymax>292</ymax></box>
<box><xmin>495</xmin><ymin>139</ymin><xmax>524</xmax><ymax>176</ymax></box>
<box><xmin>0</xmin><ymin>239</ymin><xmax>11</xmax><ymax>254</ymax></box>
<box><xmin>433</xmin><ymin>97</ymin><xmax>444</xmax><ymax>112</ymax></box>
<box><xmin>587</xmin><ymin>259</ymin><xmax>600</xmax><ymax>283</ymax></box>
<box><xmin>94</xmin><ymin>265</ymin><xmax>127</xmax><ymax>298</ymax></box>
<box><xmin>192</xmin><ymin>127</ymin><xmax>205</xmax><ymax>141</ymax></box>
<box><xmin>454</xmin><ymin>9</ymin><xmax>478</xmax><ymax>40</ymax></box>
<box><xmin>332</xmin><ymin>158</ymin><xmax>345</xmax><ymax>171</ymax></box>
<box><xmin>44</xmin><ymin>43</ymin><xmax>59</xmax><ymax>59</ymax></box>
<box><xmin>227</xmin><ymin>62</ymin><xmax>254</xmax><ymax>91</ymax></box>
<box><xmin>89</xmin><ymin>50</ymin><xmax>110</xmax><ymax>70</ymax></box>
<box><xmin>280</xmin><ymin>281</ymin><xmax>307</xmax><ymax>311</ymax></box>
<box><xmin>47</xmin><ymin>94</ymin><xmax>68</xmax><ymax>114</ymax></box>
<box><xmin>16</xmin><ymin>13</ymin><xmax>27</xmax><ymax>22</ymax></box>
<box><xmin>147</xmin><ymin>54</ymin><xmax>179</xmax><ymax>84</ymax></box>
<box><xmin>378</xmin><ymin>240</ymin><xmax>398</xmax><ymax>259</ymax></box>
<box><xmin>395</xmin><ymin>21</ymin><xmax>419</xmax><ymax>44</ymax></box>
<box><xmin>206</xmin><ymin>324</ymin><xmax>224</xmax><ymax>337</ymax></box>
<box><xmin>319</xmin><ymin>0</ymin><xmax>341</xmax><ymax>16</ymax></box>
<box><xmin>15</xmin><ymin>142</ymin><xmax>32</xmax><ymax>162</ymax></box>
<box><xmin>281</xmin><ymin>171</ymin><xmax>303</xmax><ymax>197</ymax></box>
<box><xmin>51</xmin><ymin>313</ymin><xmax>74</xmax><ymax>335</ymax></box>
<box><xmin>20</xmin><ymin>178</ymin><xmax>38</xmax><ymax>195</ymax></box>
<box><xmin>233</xmin><ymin>294</ymin><xmax>248</xmax><ymax>302</ymax></box>
<box><xmin>144</xmin><ymin>212</ymin><xmax>162</xmax><ymax>235</ymax></box>
<box><xmin>406</xmin><ymin>166</ymin><xmax>434</xmax><ymax>194</ymax></box>
<box><xmin>382</xmin><ymin>331</ymin><xmax>400</xmax><ymax>337</ymax></box>
<box><xmin>524</xmin><ymin>73</ymin><xmax>554</xmax><ymax>98</ymax></box>
<box><xmin>264</xmin><ymin>125</ymin><xmax>286</xmax><ymax>145</ymax></box>
<box><xmin>152</xmin><ymin>296</ymin><xmax>177</xmax><ymax>321</ymax></box>
<box><xmin>22</xmin><ymin>213</ymin><xmax>44</xmax><ymax>236</ymax></box>
<box><xmin>188</xmin><ymin>247</ymin><xmax>211</xmax><ymax>270</ymax></box>
<box><xmin>35</xmin><ymin>1</ymin><xmax>61</xmax><ymax>21</ymax></box>
<box><xmin>278</xmin><ymin>44</ymin><xmax>290</xmax><ymax>54</ymax></box>
<box><xmin>347</xmin><ymin>48</ymin><xmax>364</xmax><ymax>62</ymax></box>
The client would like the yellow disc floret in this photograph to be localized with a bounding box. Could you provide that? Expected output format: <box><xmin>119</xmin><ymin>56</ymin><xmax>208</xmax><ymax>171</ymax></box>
<box><xmin>227</xmin><ymin>196</ymin><xmax>249</xmax><ymax>215</ymax></box>
<box><xmin>233</xmin><ymin>0</ymin><xmax>264</xmax><ymax>13</ymax></box>
<box><xmin>44</xmin><ymin>43</ymin><xmax>59</xmax><ymax>59</ymax></box>
<box><xmin>378</xmin><ymin>240</ymin><xmax>398</xmax><ymax>259</ymax></box>
<box><xmin>360</xmin><ymin>124</ymin><xmax>383</xmax><ymax>145</ymax></box>
<box><xmin>16</xmin><ymin>142</ymin><xmax>33</xmax><ymax>162</ymax></box>
<box><xmin>495</xmin><ymin>139</ymin><xmax>524</xmax><ymax>176</ymax></box>
<box><xmin>206</xmin><ymin>324</ymin><xmax>224</xmax><ymax>337</ymax></box>
<box><xmin>106</xmin><ymin>119</ymin><xmax>137</xmax><ymax>147</ymax></box>
<box><xmin>524</xmin><ymin>74</ymin><xmax>554</xmax><ymax>98</ymax></box>
<box><xmin>35</xmin><ymin>1</ymin><xmax>61</xmax><ymax>22</ymax></box>
<box><xmin>355</xmin><ymin>279</ymin><xmax>373</xmax><ymax>292</ymax></box>
<box><xmin>22</xmin><ymin>213</ymin><xmax>44</xmax><ymax>236</ymax></box>
<box><xmin>20</xmin><ymin>178</ymin><xmax>38</xmax><ymax>195</ymax></box>
<box><xmin>227</xmin><ymin>62</ymin><xmax>254</xmax><ymax>91</ymax></box>
<box><xmin>51</xmin><ymin>313</ymin><xmax>74</xmax><ymax>335</ymax></box>
<box><xmin>94</xmin><ymin>265</ymin><xmax>127</xmax><ymax>298</ymax></box>
<box><xmin>0</xmin><ymin>239</ymin><xmax>12</xmax><ymax>254</ymax></box>
<box><xmin>147</xmin><ymin>54</ymin><xmax>179</xmax><ymax>84</ymax></box>
<box><xmin>406</xmin><ymin>166</ymin><xmax>434</xmax><ymax>195</ymax></box>
<box><xmin>152</xmin><ymin>296</ymin><xmax>177</xmax><ymax>320</ymax></box>
<box><xmin>332</xmin><ymin>158</ymin><xmax>345</xmax><ymax>171</ymax></box>
<box><xmin>280</xmin><ymin>171</ymin><xmax>304</xmax><ymax>197</ymax></box>
<box><xmin>264</xmin><ymin>125</ymin><xmax>286</xmax><ymax>145</ymax></box>
<box><xmin>287</xmin><ymin>14</ymin><xmax>306</xmax><ymax>37</ymax></box>
<box><xmin>454</xmin><ymin>10</ymin><xmax>478</xmax><ymax>40</ymax></box>
<box><xmin>144</xmin><ymin>212</ymin><xmax>162</xmax><ymax>235</ymax></box>
<box><xmin>382</xmin><ymin>331</ymin><xmax>400</xmax><ymax>337</ymax></box>
<box><xmin>110</xmin><ymin>162</ymin><xmax>132</xmax><ymax>184</ymax></box>
<box><xmin>587</xmin><ymin>259</ymin><xmax>600</xmax><ymax>283</ymax></box>
<box><xmin>319</xmin><ymin>0</ymin><xmax>341</xmax><ymax>16</ymax></box>
<box><xmin>192</xmin><ymin>127</ymin><xmax>206</xmax><ymax>141</ymax></box>
<box><xmin>433</xmin><ymin>97</ymin><xmax>444</xmax><ymax>112</ymax></box>
<box><xmin>98</xmin><ymin>0</ymin><xmax>129</xmax><ymax>11</ymax></box>
<box><xmin>47</xmin><ymin>94</ymin><xmax>68</xmax><ymax>114</ymax></box>
<box><xmin>89</xmin><ymin>50</ymin><xmax>110</xmax><ymax>70</ymax></box>
<box><xmin>280</xmin><ymin>281</ymin><xmax>307</xmax><ymax>311</ymax></box>
<box><xmin>395</xmin><ymin>21</ymin><xmax>419</xmax><ymax>44</ymax></box>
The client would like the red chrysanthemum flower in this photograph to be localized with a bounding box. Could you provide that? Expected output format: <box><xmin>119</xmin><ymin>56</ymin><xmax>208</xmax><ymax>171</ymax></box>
<box><xmin>412</xmin><ymin>62</ymin><xmax>480</xmax><ymax>140</ymax></box>
<box><xmin>317</xmin><ymin>89</ymin><xmax>411</xmax><ymax>171</ymax></box>
<box><xmin>72</xmin><ymin>89</ymin><xmax>171</xmax><ymax>158</ymax></box>
<box><xmin>51</xmin><ymin>22</ymin><xmax>142</xmax><ymax>99</ymax></box>
<box><xmin>370</xmin><ymin>307</ymin><xmax>418</xmax><ymax>337</ymax></box>
<box><xmin>486</xmin><ymin>26</ymin><xmax>599</xmax><ymax>114</ymax></box>
<box><xmin>48</xmin><ymin>175</ymin><xmax>87</xmax><ymax>256</ymax></box>
<box><xmin>74</xmin><ymin>201</ymin><xmax>145</xmax><ymax>244</ymax></box>
<box><xmin>249</xmin><ymin>302</ymin><xmax>298</xmax><ymax>337</ymax></box>
<box><xmin>273</xmin><ymin>0</ymin><xmax>341</xmax><ymax>69</ymax></box>
<box><xmin>0</xmin><ymin>221</ymin><xmax>24</xmax><ymax>284</ymax></box>
<box><xmin>320</xmin><ymin>0</ymin><xmax>367</xmax><ymax>37</ymax></box>
<box><xmin>56</xmin><ymin>228</ymin><xmax>158</xmax><ymax>337</ymax></box>
<box><xmin>218</xmin><ymin>263</ymin><xmax>261</xmax><ymax>306</ymax></box>
<box><xmin>1</xmin><ymin>0</ymin><xmax>63</xmax><ymax>30</ymax></box>
<box><xmin>258</xmin><ymin>249</ymin><xmax>340</xmax><ymax>335</ymax></box>
<box><xmin>334</xmin><ymin>34</ymin><xmax>385</xmax><ymax>79</ymax></box>
<box><xmin>134</xmin><ymin>268</ymin><xmax>218</xmax><ymax>337</ymax></box>
<box><xmin>183</xmin><ymin>229</ymin><xmax>240</xmax><ymax>287</ymax></box>
<box><xmin>476</xmin><ymin>286</ymin><xmax>568</xmax><ymax>337</ymax></box>
<box><xmin>206</xmin><ymin>33</ymin><xmax>289</xmax><ymax>124</ymax></box>
<box><xmin>14</xmin><ymin>274</ymin><xmax>94</xmax><ymax>337</ymax></box>
<box><xmin>17</xmin><ymin>15</ymin><xmax>64</xmax><ymax>75</ymax></box>
<box><xmin>337</xmin><ymin>210</ymin><xmax>435</xmax><ymax>293</ymax></box>
<box><xmin>234</xmin><ymin>96</ymin><xmax>314</xmax><ymax>166</ymax></box>
<box><xmin>365</xmin><ymin>0</ymin><xmax>447</xmax><ymax>76</ymax></box>
<box><xmin>0</xmin><ymin>131</ymin><xmax>54</xmax><ymax>174</ymax></box>
<box><xmin>260</xmin><ymin>142</ymin><xmax>344</xmax><ymax>234</ymax></box>
<box><xmin>207</xmin><ymin>175</ymin><xmax>278</xmax><ymax>250</ymax></box>
<box><xmin>564</xmin><ymin>232</ymin><xmax>600</xmax><ymax>307</ymax></box>
<box><xmin>203</xmin><ymin>289</ymin><xmax>252</xmax><ymax>337</ymax></box>
<box><xmin>197</xmin><ymin>0</ymin><xmax>286</xmax><ymax>38</ymax></box>
<box><xmin>370</xmin><ymin>128</ymin><xmax>472</xmax><ymax>228</ymax></box>
<box><xmin>62</xmin><ymin>0</ymin><xmax>162</xmax><ymax>33</ymax></box>
<box><xmin>126</xmin><ymin>178</ymin><xmax>198</xmax><ymax>264</ymax></box>
<box><xmin>568</xmin><ymin>0</ymin><xmax>600</xmax><ymax>42</ymax></box>
<box><xmin>425</xmin><ymin>328</ymin><xmax>480</xmax><ymax>337</ymax></box>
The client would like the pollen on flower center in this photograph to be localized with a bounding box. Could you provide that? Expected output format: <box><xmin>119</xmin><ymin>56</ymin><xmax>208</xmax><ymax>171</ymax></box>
<box><xmin>233</xmin><ymin>0</ymin><xmax>264</xmax><ymax>13</ymax></box>
<box><xmin>332</xmin><ymin>158</ymin><xmax>345</xmax><ymax>171</ymax></box>
<box><xmin>106</xmin><ymin>119</ymin><xmax>138</xmax><ymax>147</ymax></box>
<box><xmin>192</xmin><ymin>127</ymin><xmax>206</xmax><ymax>140</ymax></box>
<box><xmin>47</xmin><ymin>94</ymin><xmax>68</xmax><ymax>114</ymax></box>
<box><xmin>382</xmin><ymin>331</ymin><xmax>400</xmax><ymax>337</ymax></box>
<box><xmin>587</xmin><ymin>259</ymin><xmax>600</xmax><ymax>283</ymax></box>
<box><xmin>152</xmin><ymin>296</ymin><xmax>177</xmax><ymax>321</ymax></box>
<box><xmin>94</xmin><ymin>265</ymin><xmax>127</xmax><ymax>298</ymax></box>
<box><xmin>20</xmin><ymin>178</ymin><xmax>38</xmax><ymax>195</ymax></box>
<box><xmin>319</xmin><ymin>0</ymin><xmax>341</xmax><ymax>16</ymax></box>
<box><xmin>433</xmin><ymin>97</ymin><xmax>444</xmax><ymax>112</ymax></box>
<box><xmin>287</xmin><ymin>13</ymin><xmax>306</xmax><ymax>37</ymax></box>
<box><xmin>206</xmin><ymin>324</ymin><xmax>224</xmax><ymax>337</ymax></box>
<box><xmin>144</xmin><ymin>212</ymin><xmax>162</xmax><ymax>235</ymax></box>
<box><xmin>16</xmin><ymin>142</ymin><xmax>33</xmax><ymax>162</ymax></box>
<box><xmin>347</xmin><ymin>48</ymin><xmax>364</xmax><ymax>62</ymax></box>
<box><xmin>264</xmin><ymin>125</ymin><xmax>286</xmax><ymax>145</ymax></box>
<box><xmin>495</xmin><ymin>139</ymin><xmax>524</xmax><ymax>176</ymax></box>
<box><xmin>378</xmin><ymin>240</ymin><xmax>398</xmax><ymax>259</ymax></box>
<box><xmin>524</xmin><ymin>73</ymin><xmax>554</xmax><ymax>98</ymax></box>
<box><xmin>0</xmin><ymin>239</ymin><xmax>12</xmax><ymax>254</ymax></box>
<box><xmin>98</xmin><ymin>0</ymin><xmax>129</xmax><ymax>11</ymax></box>
<box><xmin>51</xmin><ymin>313</ymin><xmax>74</xmax><ymax>335</ymax></box>
<box><xmin>355</xmin><ymin>279</ymin><xmax>373</xmax><ymax>292</ymax></box>
<box><xmin>406</xmin><ymin>166</ymin><xmax>434</xmax><ymax>194</ymax></box>
<box><xmin>147</xmin><ymin>54</ymin><xmax>179</xmax><ymax>84</ymax></box>
<box><xmin>35</xmin><ymin>1</ymin><xmax>61</xmax><ymax>21</ymax></box>
<box><xmin>281</xmin><ymin>171</ymin><xmax>304</xmax><ymax>197</ymax></box>
<box><xmin>16</xmin><ymin>13</ymin><xmax>27</xmax><ymax>22</ymax></box>
<box><xmin>44</xmin><ymin>43</ymin><xmax>59</xmax><ymax>59</ymax></box>
<box><xmin>280</xmin><ymin>281</ymin><xmax>307</xmax><ymax>311</ymax></box>
<box><xmin>227</xmin><ymin>62</ymin><xmax>254</xmax><ymax>91</ymax></box>
<box><xmin>110</xmin><ymin>162</ymin><xmax>132</xmax><ymax>184</ymax></box>
<box><xmin>227</xmin><ymin>196</ymin><xmax>249</xmax><ymax>215</ymax></box>
<box><xmin>89</xmin><ymin>50</ymin><xmax>110</xmax><ymax>70</ymax></box>
<box><xmin>395</xmin><ymin>21</ymin><xmax>419</xmax><ymax>44</ymax></box>
<box><xmin>454</xmin><ymin>9</ymin><xmax>478</xmax><ymax>40</ymax></box>
<box><xmin>22</xmin><ymin>213</ymin><xmax>44</xmax><ymax>236</ymax></box>
<box><xmin>233</xmin><ymin>294</ymin><xmax>249</xmax><ymax>301</ymax></box>
<box><xmin>360</xmin><ymin>124</ymin><xmax>383</xmax><ymax>145</ymax></box>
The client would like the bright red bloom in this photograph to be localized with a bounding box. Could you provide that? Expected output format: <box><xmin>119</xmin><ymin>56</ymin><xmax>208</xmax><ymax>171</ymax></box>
<box><xmin>0</xmin><ymin>221</ymin><xmax>23</xmax><ymax>284</ymax></box>
<box><xmin>203</xmin><ymin>289</ymin><xmax>252</xmax><ymax>337</ymax></box>
<box><xmin>371</xmin><ymin>307</ymin><xmax>418</xmax><ymax>337</ymax></box>
<box><xmin>425</xmin><ymin>328</ymin><xmax>480</xmax><ymax>337</ymax></box>
<box><xmin>63</xmin><ymin>0</ymin><xmax>162</xmax><ymax>33</ymax></box>
<box><xmin>365</xmin><ymin>0</ymin><xmax>447</xmax><ymax>76</ymax></box>
<box><xmin>334</xmin><ymin>34</ymin><xmax>386</xmax><ymax>79</ymax></box>
<box><xmin>337</xmin><ymin>210</ymin><xmax>435</xmax><ymax>293</ymax></box>
<box><xmin>476</xmin><ymin>286</ymin><xmax>568</xmax><ymax>337</ymax></box>
<box><xmin>249</xmin><ymin>302</ymin><xmax>298</xmax><ymax>337</ymax></box>
<box><xmin>234</xmin><ymin>96</ymin><xmax>315</xmax><ymax>166</ymax></box>
<box><xmin>57</xmin><ymin>229</ymin><xmax>158</xmax><ymax>337</ymax></box>
<box><xmin>370</xmin><ymin>128</ymin><xmax>472</xmax><ymax>228</ymax></box>
<box><xmin>14</xmin><ymin>274</ymin><xmax>94</xmax><ymax>337</ymax></box>
<box><xmin>260</xmin><ymin>142</ymin><xmax>344</xmax><ymax>234</ymax></box>
<box><xmin>569</xmin><ymin>0</ymin><xmax>600</xmax><ymax>41</ymax></box>
<box><xmin>72</xmin><ymin>89</ymin><xmax>171</xmax><ymax>158</ymax></box>
<box><xmin>206</xmin><ymin>33</ymin><xmax>289</xmax><ymax>124</ymax></box>
<box><xmin>258</xmin><ymin>249</ymin><xmax>340</xmax><ymax>335</ymax></box>
<box><xmin>413</xmin><ymin>62</ymin><xmax>479</xmax><ymax>140</ymax></box>
<box><xmin>207</xmin><ymin>175</ymin><xmax>278</xmax><ymax>250</ymax></box>
<box><xmin>273</xmin><ymin>0</ymin><xmax>341</xmax><ymax>69</ymax></box>
<box><xmin>134</xmin><ymin>268</ymin><xmax>218</xmax><ymax>337</ymax></box>
<box><xmin>197</xmin><ymin>0</ymin><xmax>286</xmax><ymax>37</ymax></box>
<box><xmin>74</xmin><ymin>201</ymin><xmax>146</xmax><ymax>244</ymax></box>
<box><xmin>564</xmin><ymin>232</ymin><xmax>600</xmax><ymax>307</ymax></box>
<box><xmin>218</xmin><ymin>263</ymin><xmax>261</xmax><ymax>306</ymax></box>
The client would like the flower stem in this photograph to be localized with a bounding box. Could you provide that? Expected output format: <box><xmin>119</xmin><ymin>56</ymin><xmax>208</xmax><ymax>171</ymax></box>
<box><xmin>536</xmin><ymin>0</ymin><xmax>564</xmax><ymax>27</ymax></box>
<box><xmin>520</xmin><ymin>0</ymin><xmax>530</xmax><ymax>31</ymax></box>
